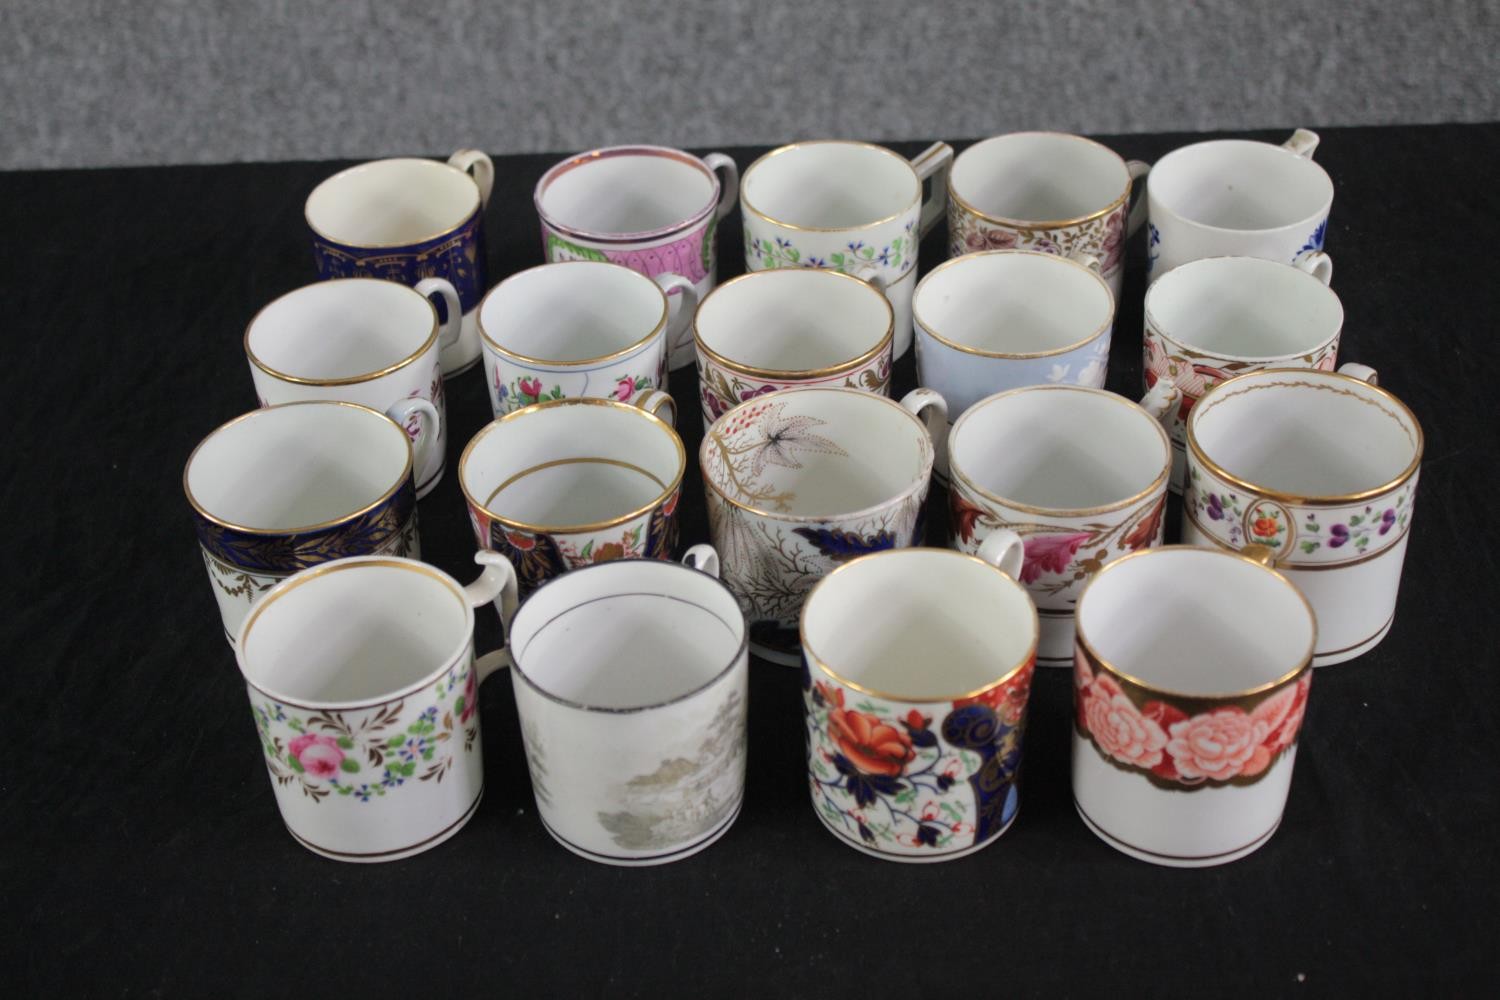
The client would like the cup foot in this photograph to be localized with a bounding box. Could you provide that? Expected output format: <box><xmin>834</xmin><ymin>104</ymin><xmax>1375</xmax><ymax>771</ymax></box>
<box><xmin>750</xmin><ymin>641</ymin><xmax>801</xmax><ymax>667</ymax></box>
<box><xmin>538</xmin><ymin>799</ymin><xmax>742</xmax><ymax>867</ymax></box>
<box><xmin>812</xmin><ymin>803</ymin><xmax>1018</xmax><ymax>863</ymax></box>
<box><xmin>1073</xmin><ymin>797</ymin><xmax>1280</xmax><ymax>868</ymax></box>
<box><xmin>285</xmin><ymin>787</ymin><xmax>483</xmax><ymax>863</ymax></box>
<box><xmin>414</xmin><ymin>462</ymin><xmax>447</xmax><ymax>499</ymax></box>
<box><xmin>1313</xmin><ymin>613</ymin><xmax>1394</xmax><ymax>666</ymax></box>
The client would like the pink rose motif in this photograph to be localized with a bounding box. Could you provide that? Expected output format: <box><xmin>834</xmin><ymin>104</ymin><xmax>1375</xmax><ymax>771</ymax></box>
<box><xmin>519</xmin><ymin>377</ymin><xmax>543</xmax><ymax>399</ymax></box>
<box><xmin>1081</xmin><ymin>673</ymin><xmax>1168</xmax><ymax>768</ymax></box>
<box><xmin>1257</xmin><ymin>673</ymin><xmax>1311</xmax><ymax>753</ymax></box>
<box><xmin>1097</xmin><ymin>209</ymin><xmax>1125</xmax><ymax>275</ymax></box>
<box><xmin>288</xmin><ymin>733</ymin><xmax>345</xmax><ymax>778</ymax></box>
<box><xmin>614</xmin><ymin>377</ymin><xmax>636</xmax><ymax>402</ymax></box>
<box><xmin>1165</xmin><ymin>709</ymin><xmax>1269</xmax><ymax>781</ymax></box>
<box><xmin>1020</xmin><ymin>532</ymin><xmax>1093</xmax><ymax>584</ymax></box>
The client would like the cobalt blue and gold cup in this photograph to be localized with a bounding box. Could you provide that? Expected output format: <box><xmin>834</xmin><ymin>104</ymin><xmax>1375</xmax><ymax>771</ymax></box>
<box><xmin>305</xmin><ymin>150</ymin><xmax>494</xmax><ymax>376</ymax></box>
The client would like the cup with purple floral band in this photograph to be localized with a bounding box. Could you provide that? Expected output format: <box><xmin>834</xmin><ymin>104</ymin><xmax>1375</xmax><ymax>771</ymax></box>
<box><xmin>535</xmin><ymin>145</ymin><xmax>738</xmax><ymax>371</ymax></box>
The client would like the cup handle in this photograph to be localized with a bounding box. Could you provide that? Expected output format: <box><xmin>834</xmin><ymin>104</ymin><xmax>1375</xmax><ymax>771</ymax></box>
<box><xmin>1124</xmin><ymin>159</ymin><xmax>1151</xmax><ymax>237</ymax></box>
<box><xmin>1282</xmin><ymin>129</ymin><xmax>1320</xmax><ymax>160</ymax></box>
<box><xmin>632</xmin><ymin>387</ymin><xmax>677</xmax><ymax>427</ymax></box>
<box><xmin>899</xmin><ymin>387</ymin><xmax>949</xmax><ymax>479</ymax></box>
<box><xmin>682</xmin><ymin>544</ymin><xmax>721</xmax><ymax>578</ymax></box>
<box><xmin>1293</xmin><ymin>250</ymin><xmax>1334</xmax><ymax>286</ymax></box>
<box><xmin>448</xmin><ymin>149</ymin><xmax>495</xmax><ymax>208</ymax></box>
<box><xmin>466</xmin><ymin>550</ymin><xmax>519</xmax><ymax>681</ymax></box>
<box><xmin>703</xmin><ymin>152</ymin><xmax>739</xmax><ymax>222</ymax></box>
<box><xmin>1139</xmin><ymin>379</ymin><xmax>1182</xmax><ymax>427</ymax></box>
<box><xmin>1240</xmin><ymin>543</ymin><xmax>1278</xmax><ymax>568</ymax></box>
<box><xmin>383</xmin><ymin>397</ymin><xmax>442</xmax><ymax>481</ymax></box>
<box><xmin>1337</xmin><ymin>362</ymin><xmax>1379</xmax><ymax>385</ymax></box>
<box><xmin>654</xmin><ymin>273</ymin><xmax>700</xmax><ymax>363</ymax></box>
<box><xmin>852</xmin><ymin>263</ymin><xmax>889</xmax><ymax>291</ymax></box>
<box><xmin>976</xmin><ymin>528</ymin><xmax>1026</xmax><ymax>581</ymax></box>
<box><xmin>414</xmin><ymin>277</ymin><xmax>464</xmax><ymax>351</ymax></box>
<box><xmin>1067</xmin><ymin>250</ymin><xmax>1102</xmax><ymax>274</ymax></box>
<box><xmin>910</xmin><ymin>141</ymin><xmax>955</xmax><ymax>239</ymax></box>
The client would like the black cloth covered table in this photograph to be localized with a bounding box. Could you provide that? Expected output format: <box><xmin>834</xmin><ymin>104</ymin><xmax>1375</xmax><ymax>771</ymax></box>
<box><xmin>5</xmin><ymin>125</ymin><xmax>1497</xmax><ymax>993</ymax></box>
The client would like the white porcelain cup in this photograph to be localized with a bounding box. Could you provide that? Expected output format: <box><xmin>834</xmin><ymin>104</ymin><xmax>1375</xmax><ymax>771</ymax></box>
<box><xmin>478</xmin><ymin>261</ymin><xmax>694</xmax><ymax>417</ymax></box>
<box><xmin>1072</xmin><ymin>546</ymin><xmax>1316</xmax><ymax>867</ymax></box>
<box><xmin>246</xmin><ymin>278</ymin><xmax>453</xmax><ymax>497</ymax></box>
<box><xmin>701</xmin><ymin>386</ymin><xmax>945</xmax><ymax>664</ymax></box>
<box><xmin>800</xmin><ymin>541</ymin><xmax>1037</xmax><ymax>862</ymax></box>
<box><xmin>184</xmin><ymin>401</ymin><xmax>425</xmax><ymax>648</ymax></box>
<box><xmin>741</xmin><ymin>140</ymin><xmax>954</xmax><ymax>359</ymax></box>
<box><xmin>693</xmin><ymin>268</ymin><xmax>894</xmax><ymax>429</ymax></box>
<box><xmin>1146</xmin><ymin>129</ymin><xmax>1333</xmax><ymax>284</ymax></box>
<box><xmin>1182</xmin><ymin>368</ymin><xmax>1422</xmax><ymax>665</ymax></box>
<box><xmin>236</xmin><ymin>552</ymin><xmax>519</xmax><ymax>862</ymax></box>
<box><xmin>913</xmin><ymin>249</ymin><xmax>1117</xmax><ymax>470</ymax></box>
<box><xmin>536</xmin><ymin>145</ymin><xmax>738</xmax><ymax>370</ymax></box>
<box><xmin>947</xmin><ymin>132</ymin><xmax>1149</xmax><ymax>300</ymax></box>
<box><xmin>460</xmin><ymin>397</ymin><xmax>685</xmax><ymax>595</ymax></box>
<box><xmin>947</xmin><ymin>385</ymin><xmax>1175</xmax><ymax>667</ymax></box>
<box><xmin>306</xmin><ymin>151</ymin><xmax>494</xmax><ymax>375</ymax></box>
<box><xmin>500</xmin><ymin>546</ymin><xmax>749</xmax><ymax>865</ymax></box>
<box><xmin>1144</xmin><ymin>255</ymin><xmax>1352</xmax><ymax>491</ymax></box>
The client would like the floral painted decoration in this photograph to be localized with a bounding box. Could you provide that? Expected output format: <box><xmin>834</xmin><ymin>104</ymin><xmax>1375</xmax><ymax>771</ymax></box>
<box><xmin>1073</xmin><ymin>646</ymin><xmax>1310</xmax><ymax>789</ymax></box>
<box><xmin>949</xmin><ymin>202</ymin><xmax>1129</xmax><ymax>282</ymax></box>
<box><xmin>746</xmin><ymin>233</ymin><xmax>912</xmax><ymax>276</ymax></box>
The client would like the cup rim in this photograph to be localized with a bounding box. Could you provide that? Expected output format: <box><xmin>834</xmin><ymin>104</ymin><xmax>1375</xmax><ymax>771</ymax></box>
<box><xmin>534</xmin><ymin>144</ymin><xmax>723</xmax><ymax>241</ymax></box>
<box><xmin>459</xmin><ymin>398</ymin><xmax>687</xmax><ymax>534</ymax></box>
<box><xmin>237</xmin><ymin>556</ymin><xmax>473</xmax><ymax>712</ymax></box>
<box><xmin>1147</xmin><ymin>138</ymin><xmax>1333</xmax><ymax>236</ymax></box>
<box><xmin>740</xmin><ymin>140</ymin><xmax>919</xmax><ymax>233</ymax></box>
<box><xmin>801</xmin><ymin>547</ymin><xmax>1039</xmax><ymax>703</ymax></box>
<box><xmin>1144</xmin><ymin>255</ymin><xmax>1344</xmax><ymax>363</ymax></box>
<box><xmin>478</xmin><ymin>261</ymin><xmax>669</xmax><ymax>368</ymax></box>
<box><xmin>183</xmin><ymin>401</ymin><xmax>414</xmax><ymax>536</ymax></box>
<box><xmin>1185</xmin><ymin>367</ymin><xmax>1424</xmax><ymax>505</ymax></box>
<box><xmin>948</xmin><ymin>385</ymin><xmax>1171</xmax><ymax>516</ymax></box>
<box><xmin>1074</xmin><ymin>546</ymin><xmax>1315</xmax><ymax>701</ymax></box>
<box><xmin>244</xmin><ymin>278</ymin><xmax>440</xmax><ymax>386</ymax></box>
<box><xmin>913</xmin><ymin>249</ymin><xmax>1114</xmax><ymax>359</ymax></box>
<box><xmin>304</xmin><ymin>157</ymin><xmax>482</xmax><ymax>249</ymax></box>
<box><xmin>507</xmin><ymin>557</ymin><xmax>748</xmax><ymax>715</ymax></box>
<box><xmin>948</xmin><ymin>131</ymin><xmax>1134</xmax><ymax>229</ymax></box>
<box><xmin>699</xmin><ymin>387</ymin><xmax>934</xmax><ymax>522</ymax></box>
<box><xmin>692</xmin><ymin>269</ymin><xmax>895</xmax><ymax>379</ymax></box>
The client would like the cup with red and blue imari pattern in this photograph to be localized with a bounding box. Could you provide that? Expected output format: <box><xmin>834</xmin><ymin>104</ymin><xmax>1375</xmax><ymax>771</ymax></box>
<box><xmin>184</xmin><ymin>401</ymin><xmax>428</xmax><ymax>649</ymax></box>
<box><xmin>693</xmin><ymin>268</ymin><xmax>894</xmax><ymax>430</ymax></box>
<box><xmin>1183</xmin><ymin>368</ymin><xmax>1422</xmax><ymax>665</ymax></box>
<box><xmin>800</xmin><ymin>538</ymin><xmax>1036</xmax><ymax>862</ymax></box>
<box><xmin>701</xmin><ymin>385</ymin><xmax>946</xmax><ymax>665</ymax></box>
<box><xmin>1146</xmin><ymin>129</ymin><xmax>1332</xmax><ymax>284</ymax></box>
<box><xmin>947</xmin><ymin>132</ymin><xmax>1149</xmax><ymax>301</ymax></box>
<box><xmin>1072</xmin><ymin>546</ymin><xmax>1316</xmax><ymax>867</ymax></box>
<box><xmin>536</xmin><ymin>145</ymin><xmax>738</xmax><ymax>370</ymax></box>
<box><xmin>948</xmin><ymin>384</ymin><xmax>1177</xmax><ymax>668</ymax></box>
<box><xmin>459</xmin><ymin>397</ymin><xmax>685</xmax><ymax>596</ymax></box>
<box><xmin>478</xmin><ymin>261</ymin><xmax>694</xmax><ymax>418</ymax></box>
<box><xmin>246</xmin><ymin>277</ymin><xmax>457</xmax><ymax>497</ymax></box>
<box><xmin>237</xmin><ymin>552</ymin><xmax>518</xmax><ymax>862</ymax></box>
<box><xmin>741</xmin><ymin>140</ymin><xmax>954</xmax><ymax>359</ymax></box>
<box><xmin>306</xmin><ymin>149</ymin><xmax>493</xmax><ymax>376</ymax></box>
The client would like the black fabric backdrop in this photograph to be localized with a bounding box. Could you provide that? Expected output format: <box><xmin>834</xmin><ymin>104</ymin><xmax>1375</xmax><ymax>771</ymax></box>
<box><xmin>3</xmin><ymin>125</ymin><xmax>1497</xmax><ymax>994</ymax></box>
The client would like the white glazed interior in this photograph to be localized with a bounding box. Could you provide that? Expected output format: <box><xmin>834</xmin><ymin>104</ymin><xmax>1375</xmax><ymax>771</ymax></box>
<box><xmin>306</xmin><ymin>158</ymin><xmax>478</xmax><ymax>245</ymax></box>
<box><xmin>1192</xmin><ymin>372</ymin><xmax>1418</xmax><ymax>497</ymax></box>
<box><xmin>247</xmin><ymin>280</ymin><xmax>434</xmax><ymax>379</ymax></box>
<box><xmin>187</xmin><ymin>403</ymin><xmax>410</xmax><ymax>530</ymax></box>
<box><xmin>480</xmin><ymin>263</ymin><xmax>665</xmax><ymax>362</ymax></box>
<box><xmin>914</xmin><ymin>252</ymin><xmax>1113</xmax><ymax>354</ymax></box>
<box><xmin>241</xmin><ymin>559</ymin><xmax>469</xmax><ymax>704</ymax></box>
<box><xmin>704</xmin><ymin>389</ymin><xmax>930</xmax><ymax>518</ymax></box>
<box><xmin>951</xmin><ymin>387</ymin><xmax>1168</xmax><ymax>509</ymax></box>
<box><xmin>1150</xmin><ymin>140</ymin><xmax>1333</xmax><ymax>230</ymax></box>
<box><xmin>951</xmin><ymin>133</ymin><xmax>1128</xmax><ymax>221</ymax></box>
<box><xmin>538</xmin><ymin>149</ymin><xmax>715</xmax><ymax>235</ymax></box>
<box><xmin>1148</xmin><ymin>257</ymin><xmax>1343</xmax><ymax>359</ymax></box>
<box><xmin>1077</xmin><ymin>548</ymin><xmax>1312</xmax><ymax>695</ymax></box>
<box><xmin>513</xmin><ymin>560</ymin><xmax>744</xmax><ymax>710</ymax></box>
<box><xmin>696</xmin><ymin>270</ymin><xmax>891</xmax><ymax>371</ymax></box>
<box><xmin>744</xmin><ymin>142</ymin><xmax>917</xmax><ymax>228</ymax></box>
<box><xmin>804</xmin><ymin>550</ymin><xmax>1034</xmax><ymax>699</ymax></box>
<box><xmin>462</xmin><ymin>402</ymin><xmax>683</xmax><ymax>527</ymax></box>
